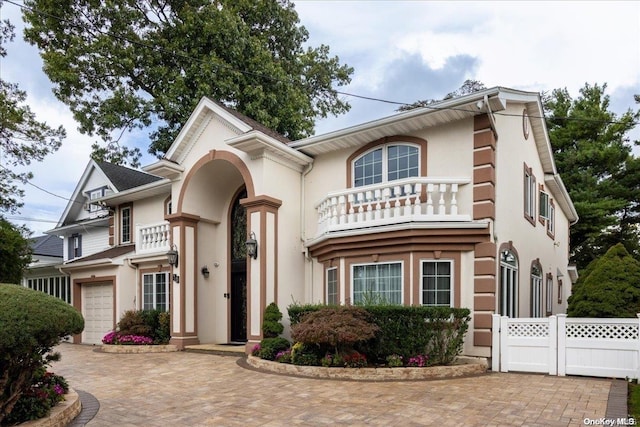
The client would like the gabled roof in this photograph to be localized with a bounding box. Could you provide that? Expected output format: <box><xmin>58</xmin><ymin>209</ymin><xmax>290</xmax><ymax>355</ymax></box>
<box><xmin>52</xmin><ymin>159</ymin><xmax>165</xmax><ymax>230</ymax></box>
<box><xmin>30</xmin><ymin>235</ymin><xmax>63</xmax><ymax>257</ymax></box>
<box><xmin>96</xmin><ymin>161</ymin><xmax>163</xmax><ymax>191</ymax></box>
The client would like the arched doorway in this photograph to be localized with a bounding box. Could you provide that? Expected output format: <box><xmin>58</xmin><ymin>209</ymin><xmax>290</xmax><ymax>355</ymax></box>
<box><xmin>230</xmin><ymin>187</ymin><xmax>248</xmax><ymax>343</ymax></box>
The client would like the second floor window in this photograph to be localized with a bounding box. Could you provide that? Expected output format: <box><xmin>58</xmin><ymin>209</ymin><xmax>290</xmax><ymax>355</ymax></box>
<box><xmin>353</xmin><ymin>144</ymin><xmax>419</xmax><ymax>187</ymax></box>
<box><xmin>121</xmin><ymin>206</ymin><xmax>131</xmax><ymax>244</ymax></box>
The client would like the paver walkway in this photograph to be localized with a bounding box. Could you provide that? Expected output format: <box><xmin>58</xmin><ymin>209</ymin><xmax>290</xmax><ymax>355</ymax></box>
<box><xmin>52</xmin><ymin>343</ymin><xmax>613</xmax><ymax>426</ymax></box>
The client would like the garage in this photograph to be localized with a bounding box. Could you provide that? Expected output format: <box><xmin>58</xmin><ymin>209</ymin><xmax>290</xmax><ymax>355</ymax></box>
<box><xmin>82</xmin><ymin>282</ymin><xmax>114</xmax><ymax>344</ymax></box>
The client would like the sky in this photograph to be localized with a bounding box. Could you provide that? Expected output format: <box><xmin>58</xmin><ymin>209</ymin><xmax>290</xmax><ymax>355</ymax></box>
<box><xmin>1</xmin><ymin>1</ymin><xmax>639</xmax><ymax>236</ymax></box>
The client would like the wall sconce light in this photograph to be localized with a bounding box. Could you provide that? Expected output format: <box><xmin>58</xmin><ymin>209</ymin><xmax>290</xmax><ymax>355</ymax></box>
<box><xmin>166</xmin><ymin>244</ymin><xmax>179</xmax><ymax>267</ymax></box>
<box><xmin>172</xmin><ymin>273</ymin><xmax>179</xmax><ymax>283</ymax></box>
<box><xmin>201</xmin><ymin>266</ymin><xmax>210</xmax><ymax>278</ymax></box>
<box><xmin>246</xmin><ymin>231</ymin><xmax>258</xmax><ymax>260</ymax></box>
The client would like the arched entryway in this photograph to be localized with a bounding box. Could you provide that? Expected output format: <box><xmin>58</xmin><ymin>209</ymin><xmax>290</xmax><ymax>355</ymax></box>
<box><xmin>229</xmin><ymin>187</ymin><xmax>248</xmax><ymax>343</ymax></box>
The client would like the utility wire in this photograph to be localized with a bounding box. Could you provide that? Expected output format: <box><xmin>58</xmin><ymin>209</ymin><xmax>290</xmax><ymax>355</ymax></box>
<box><xmin>4</xmin><ymin>0</ymin><xmax>638</xmax><ymax>128</ymax></box>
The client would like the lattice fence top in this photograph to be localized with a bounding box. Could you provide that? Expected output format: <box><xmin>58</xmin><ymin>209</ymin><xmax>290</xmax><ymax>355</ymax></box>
<box><xmin>508</xmin><ymin>322</ymin><xmax>549</xmax><ymax>337</ymax></box>
<box><xmin>566</xmin><ymin>322</ymin><xmax>638</xmax><ymax>339</ymax></box>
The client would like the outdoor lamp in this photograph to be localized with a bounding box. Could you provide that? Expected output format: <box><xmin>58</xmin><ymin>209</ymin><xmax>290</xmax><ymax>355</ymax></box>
<box><xmin>246</xmin><ymin>232</ymin><xmax>258</xmax><ymax>260</ymax></box>
<box><xmin>166</xmin><ymin>244</ymin><xmax>179</xmax><ymax>267</ymax></box>
<box><xmin>201</xmin><ymin>266</ymin><xmax>210</xmax><ymax>278</ymax></box>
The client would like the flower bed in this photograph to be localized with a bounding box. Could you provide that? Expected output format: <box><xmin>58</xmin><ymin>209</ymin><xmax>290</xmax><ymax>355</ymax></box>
<box><xmin>18</xmin><ymin>388</ymin><xmax>81</xmax><ymax>427</ymax></box>
<box><xmin>246</xmin><ymin>355</ymin><xmax>487</xmax><ymax>381</ymax></box>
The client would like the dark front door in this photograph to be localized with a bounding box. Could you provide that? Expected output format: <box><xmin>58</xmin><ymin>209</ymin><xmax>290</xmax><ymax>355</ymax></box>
<box><xmin>230</xmin><ymin>188</ymin><xmax>247</xmax><ymax>343</ymax></box>
<box><xmin>230</xmin><ymin>261</ymin><xmax>247</xmax><ymax>342</ymax></box>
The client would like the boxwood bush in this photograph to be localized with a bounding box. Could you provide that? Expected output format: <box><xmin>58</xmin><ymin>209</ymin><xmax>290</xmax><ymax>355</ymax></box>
<box><xmin>0</xmin><ymin>284</ymin><xmax>84</xmax><ymax>424</ymax></box>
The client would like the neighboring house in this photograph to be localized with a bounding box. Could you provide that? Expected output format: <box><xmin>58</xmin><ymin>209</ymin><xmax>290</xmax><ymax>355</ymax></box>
<box><xmin>37</xmin><ymin>86</ymin><xmax>578</xmax><ymax>359</ymax></box>
<box><xmin>23</xmin><ymin>234</ymin><xmax>69</xmax><ymax>303</ymax></box>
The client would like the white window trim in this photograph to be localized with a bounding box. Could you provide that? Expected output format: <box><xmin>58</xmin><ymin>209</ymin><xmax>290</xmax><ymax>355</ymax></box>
<box><xmin>420</xmin><ymin>259</ymin><xmax>454</xmax><ymax>307</ymax></box>
<box><xmin>142</xmin><ymin>272</ymin><xmax>169</xmax><ymax>311</ymax></box>
<box><xmin>546</xmin><ymin>274</ymin><xmax>554</xmax><ymax>315</ymax></box>
<box><xmin>326</xmin><ymin>267</ymin><xmax>338</xmax><ymax>305</ymax></box>
<box><xmin>524</xmin><ymin>169</ymin><xmax>536</xmax><ymax>221</ymax></box>
<box><xmin>351</xmin><ymin>261</ymin><xmax>404</xmax><ymax>305</ymax></box>
<box><xmin>121</xmin><ymin>206</ymin><xmax>131</xmax><ymax>244</ymax></box>
<box><xmin>531</xmin><ymin>269</ymin><xmax>543</xmax><ymax>318</ymax></box>
<box><xmin>547</xmin><ymin>202</ymin><xmax>555</xmax><ymax>235</ymax></box>
<box><xmin>352</xmin><ymin>143</ymin><xmax>421</xmax><ymax>187</ymax></box>
<box><xmin>500</xmin><ymin>251</ymin><xmax>518</xmax><ymax>318</ymax></box>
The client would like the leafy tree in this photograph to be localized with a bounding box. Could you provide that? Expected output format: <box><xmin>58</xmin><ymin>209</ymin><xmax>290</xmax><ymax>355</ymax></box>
<box><xmin>397</xmin><ymin>79</ymin><xmax>487</xmax><ymax>112</ymax></box>
<box><xmin>545</xmin><ymin>83</ymin><xmax>640</xmax><ymax>267</ymax></box>
<box><xmin>0</xmin><ymin>218</ymin><xmax>32</xmax><ymax>284</ymax></box>
<box><xmin>0</xmin><ymin>14</ymin><xmax>66</xmax><ymax>213</ymax></box>
<box><xmin>21</xmin><ymin>0</ymin><xmax>353</xmax><ymax>163</ymax></box>
<box><xmin>0</xmin><ymin>284</ymin><xmax>84</xmax><ymax>423</ymax></box>
<box><xmin>567</xmin><ymin>243</ymin><xmax>640</xmax><ymax>317</ymax></box>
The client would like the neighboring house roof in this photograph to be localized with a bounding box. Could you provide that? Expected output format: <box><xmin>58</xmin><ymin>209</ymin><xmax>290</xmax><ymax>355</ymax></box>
<box><xmin>95</xmin><ymin>161</ymin><xmax>163</xmax><ymax>191</ymax></box>
<box><xmin>51</xmin><ymin>160</ymin><xmax>166</xmax><ymax>231</ymax></box>
<box><xmin>30</xmin><ymin>235</ymin><xmax>63</xmax><ymax>257</ymax></box>
<box><xmin>65</xmin><ymin>244</ymin><xmax>135</xmax><ymax>265</ymax></box>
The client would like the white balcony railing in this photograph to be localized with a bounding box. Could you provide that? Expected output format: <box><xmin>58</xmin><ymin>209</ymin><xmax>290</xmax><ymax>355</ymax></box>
<box><xmin>136</xmin><ymin>221</ymin><xmax>170</xmax><ymax>254</ymax></box>
<box><xmin>315</xmin><ymin>177</ymin><xmax>471</xmax><ymax>235</ymax></box>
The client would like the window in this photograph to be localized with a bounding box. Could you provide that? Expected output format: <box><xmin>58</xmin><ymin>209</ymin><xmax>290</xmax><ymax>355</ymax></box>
<box><xmin>557</xmin><ymin>280</ymin><xmax>563</xmax><ymax>304</ymax></box>
<box><xmin>89</xmin><ymin>189</ymin><xmax>103</xmax><ymax>212</ymax></box>
<box><xmin>68</xmin><ymin>234</ymin><xmax>82</xmax><ymax>259</ymax></box>
<box><xmin>524</xmin><ymin>164</ymin><xmax>536</xmax><ymax>223</ymax></box>
<box><xmin>500</xmin><ymin>250</ymin><xmax>518</xmax><ymax>317</ymax></box>
<box><xmin>421</xmin><ymin>261</ymin><xmax>452</xmax><ymax>307</ymax></box>
<box><xmin>121</xmin><ymin>206</ymin><xmax>131</xmax><ymax>244</ymax></box>
<box><xmin>26</xmin><ymin>276</ymin><xmax>70</xmax><ymax>304</ymax></box>
<box><xmin>353</xmin><ymin>144</ymin><xmax>419</xmax><ymax>187</ymax></box>
<box><xmin>531</xmin><ymin>262</ymin><xmax>542</xmax><ymax>317</ymax></box>
<box><xmin>143</xmin><ymin>273</ymin><xmax>169</xmax><ymax>311</ymax></box>
<box><xmin>326</xmin><ymin>268</ymin><xmax>338</xmax><ymax>305</ymax></box>
<box><xmin>546</xmin><ymin>201</ymin><xmax>555</xmax><ymax>236</ymax></box>
<box><xmin>539</xmin><ymin>191</ymin><xmax>549</xmax><ymax>222</ymax></box>
<box><xmin>352</xmin><ymin>262</ymin><xmax>402</xmax><ymax>305</ymax></box>
<box><xmin>546</xmin><ymin>273</ymin><xmax>553</xmax><ymax>316</ymax></box>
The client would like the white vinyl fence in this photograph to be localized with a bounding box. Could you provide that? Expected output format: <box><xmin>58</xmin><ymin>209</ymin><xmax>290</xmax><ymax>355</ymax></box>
<box><xmin>491</xmin><ymin>314</ymin><xmax>640</xmax><ymax>379</ymax></box>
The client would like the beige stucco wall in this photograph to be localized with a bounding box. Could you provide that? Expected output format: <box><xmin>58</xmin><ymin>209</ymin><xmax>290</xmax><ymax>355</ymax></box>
<box><xmin>493</xmin><ymin>102</ymin><xmax>573</xmax><ymax>317</ymax></box>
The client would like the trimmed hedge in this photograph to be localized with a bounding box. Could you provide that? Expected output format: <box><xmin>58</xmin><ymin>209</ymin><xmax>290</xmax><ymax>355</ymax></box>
<box><xmin>288</xmin><ymin>304</ymin><xmax>470</xmax><ymax>366</ymax></box>
<box><xmin>0</xmin><ymin>284</ymin><xmax>84</xmax><ymax>424</ymax></box>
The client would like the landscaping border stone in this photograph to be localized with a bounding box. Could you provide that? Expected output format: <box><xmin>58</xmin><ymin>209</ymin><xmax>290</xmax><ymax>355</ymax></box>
<box><xmin>101</xmin><ymin>344</ymin><xmax>178</xmax><ymax>354</ymax></box>
<box><xmin>246</xmin><ymin>355</ymin><xmax>487</xmax><ymax>380</ymax></box>
<box><xmin>19</xmin><ymin>388</ymin><xmax>81</xmax><ymax>427</ymax></box>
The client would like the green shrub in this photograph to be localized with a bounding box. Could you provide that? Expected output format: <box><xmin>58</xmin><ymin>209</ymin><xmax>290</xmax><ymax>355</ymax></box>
<box><xmin>0</xmin><ymin>284</ymin><xmax>84</xmax><ymax>424</ymax></box>
<box><xmin>258</xmin><ymin>337</ymin><xmax>290</xmax><ymax>361</ymax></box>
<box><xmin>288</xmin><ymin>303</ymin><xmax>470</xmax><ymax>366</ymax></box>
<box><xmin>287</xmin><ymin>303</ymin><xmax>323</xmax><ymax>325</ymax></box>
<box><xmin>262</xmin><ymin>302</ymin><xmax>284</xmax><ymax>338</ymax></box>
<box><xmin>290</xmin><ymin>342</ymin><xmax>321</xmax><ymax>366</ymax></box>
<box><xmin>116</xmin><ymin>310</ymin><xmax>152</xmax><ymax>337</ymax></box>
<box><xmin>110</xmin><ymin>309</ymin><xmax>170</xmax><ymax>344</ymax></box>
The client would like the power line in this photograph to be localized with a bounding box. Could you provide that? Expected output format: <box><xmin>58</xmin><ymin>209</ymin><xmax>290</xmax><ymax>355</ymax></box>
<box><xmin>4</xmin><ymin>0</ymin><xmax>637</xmax><ymax>129</ymax></box>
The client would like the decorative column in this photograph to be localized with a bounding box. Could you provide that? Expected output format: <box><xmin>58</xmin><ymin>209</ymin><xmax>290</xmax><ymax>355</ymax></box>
<box><xmin>167</xmin><ymin>213</ymin><xmax>200</xmax><ymax>349</ymax></box>
<box><xmin>241</xmin><ymin>195</ymin><xmax>282</xmax><ymax>353</ymax></box>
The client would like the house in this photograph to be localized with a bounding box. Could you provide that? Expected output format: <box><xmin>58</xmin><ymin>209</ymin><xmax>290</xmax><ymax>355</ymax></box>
<box><xmin>38</xmin><ymin>86</ymin><xmax>578</xmax><ymax>359</ymax></box>
<box><xmin>23</xmin><ymin>234</ymin><xmax>69</xmax><ymax>303</ymax></box>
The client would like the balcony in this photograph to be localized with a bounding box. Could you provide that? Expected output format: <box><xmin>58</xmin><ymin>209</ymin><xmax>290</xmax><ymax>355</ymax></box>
<box><xmin>315</xmin><ymin>177</ymin><xmax>472</xmax><ymax>236</ymax></box>
<box><xmin>135</xmin><ymin>221</ymin><xmax>170</xmax><ymax>254</ymax></box>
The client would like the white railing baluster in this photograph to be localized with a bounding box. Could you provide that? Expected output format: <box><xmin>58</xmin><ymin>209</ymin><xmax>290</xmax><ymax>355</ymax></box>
<box><xmin>314</xmin><ymin>177</ymin><xmax>470</xmax><ymax>234</ymax></box>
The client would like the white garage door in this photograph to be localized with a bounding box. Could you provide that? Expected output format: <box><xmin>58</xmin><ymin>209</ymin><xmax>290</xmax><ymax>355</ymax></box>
<box><xmin>82</xmin><ymin>282</ymin><xmax>114</xmax><ymax>344</ymax></box>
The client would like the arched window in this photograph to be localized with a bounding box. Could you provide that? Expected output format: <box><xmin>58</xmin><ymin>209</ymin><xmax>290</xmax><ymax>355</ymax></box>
<box><xmin>353</xmin><ymin>144</ymin><xmax>419</xmax><ymax>187</ymax></box>
<box><xmin>530</xmin><ymin>261</ymin><xmax>543</xmax><ymax>317</ymax></box>
<box><xmin>500</xmin><ymin>249</ymin><xmax>518</xmax><ymax>317</ymax></box>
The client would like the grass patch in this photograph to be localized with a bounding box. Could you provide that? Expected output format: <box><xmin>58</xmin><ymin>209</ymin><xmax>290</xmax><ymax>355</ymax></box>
<box><xmin>628</xmin><ymin>381</ymin><xmax>640</xmax><ymax>419</ymax></box>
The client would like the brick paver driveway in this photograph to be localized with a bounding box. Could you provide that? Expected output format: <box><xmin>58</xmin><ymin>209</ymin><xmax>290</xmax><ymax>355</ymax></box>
<box><xmin>53</xmin><ymin>343</ymin><xmax>612</xmax><ymax>426</ymax></box>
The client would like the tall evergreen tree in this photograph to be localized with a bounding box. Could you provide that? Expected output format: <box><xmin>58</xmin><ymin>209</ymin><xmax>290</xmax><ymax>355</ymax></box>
<box><xmin>545</xmin><ymin>83</ymin><xmax>640</xmax><ymax>268</ymax></box>
<box><xmin>21</xmin><ymin>0</ymin><xmax>353</xmax><ymax>164</ymax></box>
<box><xmin>0</xmin><ymin>218</ymin><xmax>32</xmax><ymax>284</ymax></box>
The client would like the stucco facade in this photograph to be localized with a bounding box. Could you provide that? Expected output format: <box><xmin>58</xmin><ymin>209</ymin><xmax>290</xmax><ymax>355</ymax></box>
<box><xmin>37</xmin><ymin>87</ymin><xmax>577</xmax><ymax>359</ymax></box>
